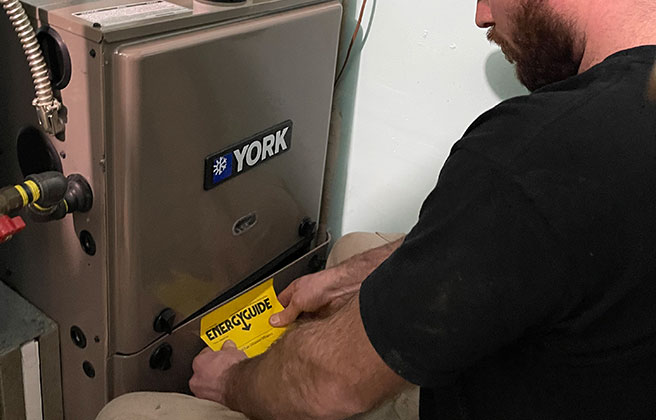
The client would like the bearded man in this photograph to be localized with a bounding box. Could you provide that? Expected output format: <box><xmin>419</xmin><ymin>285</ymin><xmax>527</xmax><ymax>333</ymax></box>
<box><xmin>98</xmin><ymin>0</ymin><xmax>656</xmax><ymax>419</ymax></box>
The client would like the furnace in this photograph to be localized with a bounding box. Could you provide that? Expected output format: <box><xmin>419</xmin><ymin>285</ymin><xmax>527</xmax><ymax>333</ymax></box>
<box><xmin>0</xmin><ymin>0</ymin><xmax>341</xmax><ymax>418</ymax></box>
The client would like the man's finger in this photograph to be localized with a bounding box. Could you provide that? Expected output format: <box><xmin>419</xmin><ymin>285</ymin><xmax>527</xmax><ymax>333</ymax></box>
<box><xmin>189</xmin><ymin>376</ymin><xmax>199</xmax><ymax>395</ymax></box>
<box><xmin>276</xmin><ymin>280</ymin><xmax>298</xmax><ymax>307</ymax></box>
<box><xmin>269</xmin><ymin>303</ymin><xmax>301</xmax><ymax>327</ymax></box>
<box><xmin>222</xmin><ymin>340</ymin><xmax>237</xmax><ymax>350</ymax></box>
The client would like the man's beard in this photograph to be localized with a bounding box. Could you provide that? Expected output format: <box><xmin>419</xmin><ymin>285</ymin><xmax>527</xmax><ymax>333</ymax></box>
<box><xmin>487</xmin><ymin>0</ymin><xmax>583</xmax><ymax>91</ymax></box>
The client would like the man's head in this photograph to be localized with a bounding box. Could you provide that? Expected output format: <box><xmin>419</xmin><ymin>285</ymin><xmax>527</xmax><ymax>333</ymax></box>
<box><xmin>476</xmin><ymin>0</ymin><xmax>585</xmax><ymax>91</ymax></box>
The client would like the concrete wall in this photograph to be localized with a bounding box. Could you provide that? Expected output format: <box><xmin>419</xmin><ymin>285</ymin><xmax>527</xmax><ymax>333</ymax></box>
<box><xmin>324</xmin><ymin>0</ymin><xmax>528</xmax><ymax>237</ymax></box>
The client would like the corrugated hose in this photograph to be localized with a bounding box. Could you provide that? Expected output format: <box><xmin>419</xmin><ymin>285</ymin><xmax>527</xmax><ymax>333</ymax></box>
<box><xmin>1</xmin><ymin>0</ymin><xmax>64</xmax><ymax>135</ymax></box>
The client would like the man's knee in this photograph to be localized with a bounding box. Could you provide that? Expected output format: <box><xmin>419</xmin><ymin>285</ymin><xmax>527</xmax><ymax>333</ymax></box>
<box><xmin>96</xmin><ymin>392</ymin><xmax>162</xmax><ymax>420</ymax></box>
<box><xmin>327</xmin><ymin>232</ymin><xmax>405</xmax><ymax>268</ymax></box>
<box><xmin>96</xmin><ymin>392</ymin><xmax>247</xmax><ymax>420</ymax></box>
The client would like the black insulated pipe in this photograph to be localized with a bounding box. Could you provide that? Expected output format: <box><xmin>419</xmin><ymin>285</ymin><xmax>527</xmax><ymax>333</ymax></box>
<box><xmin>27</xmin><ymin>172</ymin><xmax>93</xmax><ymax>222</ymax></box>
<box><xmin>26</xmin><ymin>171</ymin><xmax>67</xmax><ymax>207</ymax></box>
<box><xmin>0</xmin><ymin>171</ymin><xmax>92</xmax><ymax>221</ymax></box>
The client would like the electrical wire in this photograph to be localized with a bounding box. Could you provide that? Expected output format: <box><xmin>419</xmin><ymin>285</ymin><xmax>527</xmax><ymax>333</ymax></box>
<box><xmin>335</xmin><ymin>0</ymin><xmax>368</xmax><ymax>85</ymax></box>
<box><xmin>1</xmin><ymin>0</ymin><xmax>52</xmax><ymax>107</ymax></box>
<box><xmin>2</xmin><ymin>0</ymin><xmax>65</xmax><ymax>135</ymax></box>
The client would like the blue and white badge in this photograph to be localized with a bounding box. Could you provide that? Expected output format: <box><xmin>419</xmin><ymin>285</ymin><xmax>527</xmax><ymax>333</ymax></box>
<box><xmin>204</xmin><ymin>120</ymin><xmax>293</xmax><ymax>190</ymax></box>
<box><xmin>212</xmin><ymin>154</ymin><xmax>233</xmax><ymax>184</ymax></box>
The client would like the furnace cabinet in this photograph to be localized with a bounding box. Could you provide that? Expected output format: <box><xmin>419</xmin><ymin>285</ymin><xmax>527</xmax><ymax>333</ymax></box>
<box><xmin>0</xmin><ymin>0</ymin><xmax>341</xmax><ymax>418</ymax></box>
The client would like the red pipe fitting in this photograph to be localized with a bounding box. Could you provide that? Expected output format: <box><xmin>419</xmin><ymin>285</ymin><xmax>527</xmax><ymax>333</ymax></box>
<box><xmin>0</xmin><ymin>215</ymin><xmax>26</xmax><ymax>243</ymax></box>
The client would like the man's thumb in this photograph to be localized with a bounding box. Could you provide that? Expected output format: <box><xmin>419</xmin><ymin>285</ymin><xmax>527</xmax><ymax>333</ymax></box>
<box><xmin>222</xmin><ymin>340</ymin><xmax>237</xmax><ymax>350</ymax></box>
<box><xmin>269</xmin><ymin>306</ymin><xmax>299</xmax><ymax>327</ymax></box>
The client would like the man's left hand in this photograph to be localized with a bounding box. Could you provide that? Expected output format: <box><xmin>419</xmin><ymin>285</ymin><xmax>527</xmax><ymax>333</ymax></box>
<box><xmin>189</xmin><ymin>340</ymin><xmax>248</xmax><ymax>404</ymax></box>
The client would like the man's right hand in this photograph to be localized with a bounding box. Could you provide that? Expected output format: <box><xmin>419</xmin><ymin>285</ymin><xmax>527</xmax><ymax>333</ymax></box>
<box><xmin>269</xmin><ymin>236</ymin><xmax>404</xmax><ymax>327</ymax></box>
<box><xmin>269</xmin><ymin>264</ymin><xmax>361</xmax><ymax>327</ymax></box>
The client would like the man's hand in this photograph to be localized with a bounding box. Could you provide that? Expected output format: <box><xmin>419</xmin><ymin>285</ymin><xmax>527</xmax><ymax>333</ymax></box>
<box><xmin>270</xmin><ymin>237</ymin><xmax>403</xmax><ymax>328</ymax></box>
<box><xmin>189</xmin><ymin>340</ymin><xmax>247</xmax><ymax>404</ymax></box>
<box><xmin>270</xmin><ymin>265</ymin><xmax>359</xmax><ymax>327</ymax></box>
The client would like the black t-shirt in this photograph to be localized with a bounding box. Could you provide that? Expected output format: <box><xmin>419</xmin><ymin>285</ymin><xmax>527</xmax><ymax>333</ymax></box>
<box><xmin>360</xmin><ymin>46</ymin><xmax>656</xmax><ymax>419</ymax></box>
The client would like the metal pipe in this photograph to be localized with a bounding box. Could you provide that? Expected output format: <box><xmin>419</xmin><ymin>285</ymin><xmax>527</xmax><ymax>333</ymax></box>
<box><xmin>0</xmin><ymin>186</ymin><xmax>27</xmax><ymax>216</ymax></box>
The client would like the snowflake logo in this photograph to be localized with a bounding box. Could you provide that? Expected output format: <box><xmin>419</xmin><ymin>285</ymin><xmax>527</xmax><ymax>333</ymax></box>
<box><xmin>213</xmin><ymin>156</ymin><xmax>228</xmax><ymax>176</ymax></box>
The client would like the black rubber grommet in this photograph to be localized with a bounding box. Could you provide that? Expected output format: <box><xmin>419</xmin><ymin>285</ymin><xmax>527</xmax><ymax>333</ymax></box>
<box><xmin>150</xmin><ymin>343</ymin><xmax>173</xmax><ymax>371</ymax></box>
<box><xmin>79</xmin><ymin>230</ymin><xmax>96</xmax><ymax>256</ymax></box>
<box><xmin>70</xmin><ymin>326</ymin><xmax>87</xmax><ymax>349</ymax></box>
<box><xmin>82</xmin><ymin>361</ymin><xmax>95</xmax><ymax>378</ymax></box>
<box><xmin>36</xmin><ymin>26</ymin><xmax>72</xmax><ymax>90</ymax></box>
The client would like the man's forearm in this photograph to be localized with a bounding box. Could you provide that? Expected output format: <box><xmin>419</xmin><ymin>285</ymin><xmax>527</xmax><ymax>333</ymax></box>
<box><xmin>225</xmin><ymin>295</ymin><xmax>409</xmax><ymax>420</ymax></box>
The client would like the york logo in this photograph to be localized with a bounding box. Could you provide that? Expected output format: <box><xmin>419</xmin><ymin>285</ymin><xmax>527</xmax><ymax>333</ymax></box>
<box><xmin>204</xmin><ymin>120</ymin><xmax>293</xmax><ymax>190</ymax></box>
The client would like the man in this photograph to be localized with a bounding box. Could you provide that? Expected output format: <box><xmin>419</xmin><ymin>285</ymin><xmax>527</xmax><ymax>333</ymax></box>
<box><xmin>98</xmin><ymin>0</ymin><xmax>656</xmax><ymax>418</ymax></box>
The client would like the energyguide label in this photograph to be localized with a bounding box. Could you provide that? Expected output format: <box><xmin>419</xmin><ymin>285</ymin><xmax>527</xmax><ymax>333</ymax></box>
<box><xmin>200</xmin><ymin>278</ymin><xmax>286</xmax><ymax>357</ymax></box>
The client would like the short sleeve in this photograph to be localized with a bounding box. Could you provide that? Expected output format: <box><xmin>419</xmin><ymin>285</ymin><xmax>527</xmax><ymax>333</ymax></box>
<box><xmin>359</xmin><ymin>149</ymin><xmax>573</xmax><ymax>387</ymax></box>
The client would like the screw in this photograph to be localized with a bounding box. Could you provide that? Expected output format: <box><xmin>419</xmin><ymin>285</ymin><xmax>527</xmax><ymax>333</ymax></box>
<box><xmin>153</xmin><ymin>308</ymin><xmax>176</xmax><ymax>334</ymax></box>
<box><xmin>89</xmin><ymin>49</ymin><xmax>96</xmax><ymax>58</ymax></box>
<box><xmin>298</xmin><ymin>218</ymin><xmax>317</xmax><ymax>239</ymax></box>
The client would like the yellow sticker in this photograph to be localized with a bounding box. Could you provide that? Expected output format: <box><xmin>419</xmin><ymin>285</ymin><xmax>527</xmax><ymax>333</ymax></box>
<box><xmin>200</xmin><ymin>278</ymin><xmax>286</xmax><ymax>357</ymax></box>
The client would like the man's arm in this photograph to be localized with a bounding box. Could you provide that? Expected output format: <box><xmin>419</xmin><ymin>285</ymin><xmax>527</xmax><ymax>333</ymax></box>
<box><xmin>226</xmin><ymin>294</ymin><xmax>411</xmax><ymax>420</ymax></box>
<box><xmin>190</xmin><ymin>237</ymin><xmax>408</xmax><ymax>418</ymax></box>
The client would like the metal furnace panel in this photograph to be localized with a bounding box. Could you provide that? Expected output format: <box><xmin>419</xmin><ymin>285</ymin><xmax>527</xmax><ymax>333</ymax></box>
<box><xmin>109</xmin><ymin>233</ymin><xmax>329</xmax><ymax>397</ymax></box>
<box><xmin>108</xmin><ymin>2</ymin><xmax>341</xmax><ymax>354</ymax></box>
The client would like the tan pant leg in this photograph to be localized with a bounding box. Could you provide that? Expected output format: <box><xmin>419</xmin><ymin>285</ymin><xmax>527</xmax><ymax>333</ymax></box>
<box><xmin>95</xmin><ymin>392</ymin><xmax>248</xmax><ymax>420</ymax></box>
<box><xmin>95</xmin><ymin>233</ymin><xmax>417</xmax><ymax>420</ymax></box>
<box><xmin>348</xmin><ymin>387</ymin><xmax>420</xmax><ymax>420</ymax></box>
<box><xmin>326</xmin><ymin>232</ymin><xmax>406</xmax><ymax>268</ymax></box>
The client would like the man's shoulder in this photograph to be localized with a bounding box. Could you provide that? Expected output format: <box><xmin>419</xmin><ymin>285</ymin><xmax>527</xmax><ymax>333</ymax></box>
<box><xmin>453</xmin><ymin>65</ymin><xmax>651</xmax><ymax>169</ymax></box>
<box><xmin>453</xmin><ymin>90</ymin><xmax>586</xmax><ymax>167</ymax></box>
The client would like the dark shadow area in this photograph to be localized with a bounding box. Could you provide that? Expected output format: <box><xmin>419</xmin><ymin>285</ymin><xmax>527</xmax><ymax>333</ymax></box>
<box><xmin>0</xmin><ymin>10</ymin><xmax>38</xmax><ymax>188</ymax></box>
<box><xmin>484</xmin><ymin>50</ymin><xmax>529</xmax><ymax>100</ymax></box>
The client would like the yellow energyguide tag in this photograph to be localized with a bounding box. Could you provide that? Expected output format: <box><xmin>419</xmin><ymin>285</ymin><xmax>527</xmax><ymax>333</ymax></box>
<box><xmin>200</xmin><ymin>278</ymin><xmax>286</xmax><ymax>357</ymax></box>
